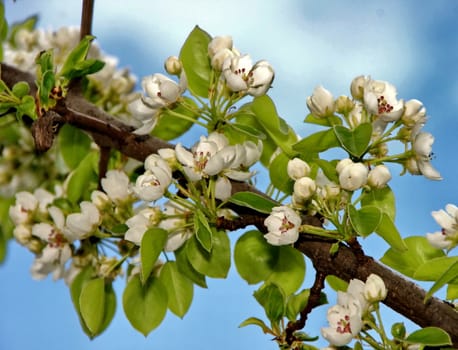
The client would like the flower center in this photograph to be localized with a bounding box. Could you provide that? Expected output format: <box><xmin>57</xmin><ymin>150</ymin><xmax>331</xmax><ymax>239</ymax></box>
<box><xmin>48</xmin><ymin>229</ymin><xmax>67</xmax><ymax>248</ymax></box>
<box><xmin>336</xmin><ymin>314</ymin><xmax>352</xmax><ymax>334</ymax></box>
<box><xmin>194</xmin><ymin>151</ymin><xmax>211</xmax><ymax>171</ymax></box>
<box><xmin>377</xmin><ymin>95</ymin><xmax>394</xmax><ymax>114</ymax></box>
<box><xmin>279</xmin><ymin>215</ymin><xmax>295</xmax><ymax>234</ymax></box>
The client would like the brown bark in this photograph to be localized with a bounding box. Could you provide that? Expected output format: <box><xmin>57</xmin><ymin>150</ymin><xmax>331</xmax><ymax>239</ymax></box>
<box><xmin>1</xmin><ymin>63</ymin><xmax>457</xmax><ymax>347</ymax></box>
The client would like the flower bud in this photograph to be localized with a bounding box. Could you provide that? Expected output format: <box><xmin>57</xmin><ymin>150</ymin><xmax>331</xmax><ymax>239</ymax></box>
<box><xmin>391</xmin><ymin>322</ymin><xmax>406</xmax><ymax>339</ymax></box>
<box><xmin>306</xmin><ymin>86</ymin><xmax>335</xmax><ymax>117</ymax></box>
<box><xmin>211</xmin><ymin>48</ymin><xmax>234</xmax><ymax>71</ymax></box>
<box><xmin>338</xmin><ymin>162</ymin><xmax>368</xmax><ymax>191</ymax></box>
<box><xmin>364</xmin><ymin>274</ymin><xmax>387</xmax><ymax>303</ymax></box>
<box><xmin>350</xmin><ymin>75</ymin><xmax>367</xmax><ymax>100</ymax></box>
<box><xmin>287</xmin><ymin>158</ymin><xmax>311</xmax><ymax>180</ymax></box>
<box><xmin>208</xmin><ymin>35</ymin><xmax>233</xmax><ymax>58</ymax></box>
<box><xmin>13</xmin><ymin>224</ymin><xmax>32</xmax><ymax>245</ymax></box>
<box><xmin>164</xmin><ymin>56</ymin><xmax>182</xmax><ymax>75</ymax></box>
<box><xmin>401</xmin><ymin>99</ymin><xmax>426</xmax><ymax>127</ymax></box>
<box><xmin>336</xmin><ymin>158</ymin><xmax>353</xmax><ymax>173</ymax></box>
<box><xmin>367</xmin><ymin>165</ymin><xmax>391</xmax><ymax>188</ymax></box>
<box><xmin>293</xmin><ymin>177</ymin><xmax>316</xmax><ymax>202</ymax></box>
<box><xmin>335</xmin><ymin>95</ymin><xmax>354</xmax><ymax>115</ymax></box>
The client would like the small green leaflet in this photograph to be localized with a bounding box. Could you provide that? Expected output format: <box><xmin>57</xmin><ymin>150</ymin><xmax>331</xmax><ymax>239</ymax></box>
<box><xmin>228</xmin><ymin>191</ymin><xmax>277</xmax><ymax>214</ymax></box>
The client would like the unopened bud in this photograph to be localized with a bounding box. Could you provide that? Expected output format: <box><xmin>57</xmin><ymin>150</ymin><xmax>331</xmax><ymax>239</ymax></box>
<box><xmin>364</xmin><ymin>273</ymin><xmax>387</xmax><ymax>302</ymax></box>
<box><xmin>293</xmin><ymin>177</ymin><xmax>316</xmax><ymax>202</ymax></box>
<box><xmin>164</xmin><ymin>56</ymin><xmax>182</xmax><ymax>75</ymax></box>
<box><xmin>350</xmin><ymin>75</ymin><xmax>367</xmax><ymax>100</ymax></box>
<box><xmin>287</xmin><ymin>158</ymin><xmax>311</xmax><ymax>180</ymax></box>
<box><xmin>335</xmin><ymin>95</ymin><xmax>354</xmax><ymax>115</ymax></box>
<box><xmin>306</xmin><ymin>86</ymin><xmax>335</xmax><ymax>117</ymax></box>
<box><xmin>367</xmin><ymin>165</ymin><xmax>391</xmax><ymax>188</ymax></box>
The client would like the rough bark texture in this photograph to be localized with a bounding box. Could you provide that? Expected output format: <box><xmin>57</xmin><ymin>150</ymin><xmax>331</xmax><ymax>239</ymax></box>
<box><xmin>1</xmin><ymin>63</ymin><xmax>457</xmax><ymax>347</ymax></box>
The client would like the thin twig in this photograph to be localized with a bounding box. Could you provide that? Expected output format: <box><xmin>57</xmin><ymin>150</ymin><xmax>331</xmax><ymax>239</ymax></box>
<box><xmin>80</xmin><ymin>0</ymin><xmax>95</xmax><ymax>39</ymax></box>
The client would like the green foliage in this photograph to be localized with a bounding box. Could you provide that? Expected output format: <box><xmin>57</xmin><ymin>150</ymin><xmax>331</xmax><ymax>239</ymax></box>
<box><xmin>174</xmin><ymin>245</ymin><xmax>208</xmax><ymax>288</ymax></box>
<box><xmin>186</xmin><ymin>229</ymin><xmax>230</xmax><ymax>278</ymax></box>
<box><xmin>58</xmin><ymin>124</ymin><xmax>92</xmax><ymax>170</ymax></box>
<box><xmin>179</xmin><ymin>26</ymin><xmax>212</xmax><ymax>97</ymax></box>
<box><xmin>123</xmin><ymin>274</ymin><xmax>168</xmax><ymax>336</ymax></box>
<box><xmin>333</xmin><ymin>123</ymin><xmax>372</xmax><ymax>158</ymax></box>
<box><xmin>0</xmin><ymin>3</ymin><xmax>7</xmax><ymax>61</ymax></box>
<box><xmin>228</xmin><ymin>191</ymin><xmax>277</xmax><ymax>214</ymax></box>
<box><xmin>304</xmin><ymin>113</ymin><xmax>342</xmax><ymax>127</ymax></box>
<box><xmin>381</xmin><ymin>236</ymin><xmax>445</xmax><ymax>278</ymax></box>
<box><xmin>269</xmin><ymin>152</ymin><xmax>294</xmax><ymax>194</ymax></box>
<box><xmin>292</xmin><ymin>128</ymin><xmax>339</xmax><ymax>158</ymax></box>
<box><xmin>158</xmin><ymin>261</ymin><xmax>194</xmax><ymax>318</ymax></box>
<box><xmin>151</xmin><ymin>97</ymin><xmax>199</xmax><ymax>140</ymax></box>
<box><xmin>194</xmin><ymin>209</ymin><xmax>213</xmax><ymax>252</ymax></box>
<box><xmin>404</xmin><ymin>327</ymin><xmax>452</xmax><ymax>346</ymax></box>
<box><xmin>325</xmin><ymin>275</ymin><xmax>348</xmax><ymax>292</ymax></box>
<box><xmin>424</xmin><ymin>259</ymin><xmax>458</xmax><ymax>300</ymax></box>
<box><xmin>361</xmin><ymin>186</ymin><xmax>396</xmax><ymax>221</ymax></box>
<box><xmin>253</xmin><ymin>282</ymin><xmax>286</xmax><ymax>324</ymax></box>
<box><xmin>66</xmin><ymin>150</ymin><xmax>99</xmax><ymax>203</ymax></box>
<box><xmin>348</xmin><ymin>205</ymin><xmax>382</xmax><ymax>237</ymax></box>
<box><xmin>140</xmin><ymin>228</ymin><xmax>168</xmax><ymax>283</ymax></box>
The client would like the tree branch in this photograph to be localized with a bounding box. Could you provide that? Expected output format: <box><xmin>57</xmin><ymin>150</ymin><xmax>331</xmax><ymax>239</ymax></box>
<box><xmin>1</xmin><ymin>62</ymin><xmax>457</xmax><ymax>347</ymax></box>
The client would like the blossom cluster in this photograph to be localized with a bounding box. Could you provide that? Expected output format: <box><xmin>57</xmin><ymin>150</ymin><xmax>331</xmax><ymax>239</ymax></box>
<box><xmin>307</xmin><ymin>77</ymin><xmax>441</xmax><ymax>182</ymax></box>
<box><xmin>321</xmin><ymin>274</ymin><xmax>387</xmax><ymax>346</ymax></box>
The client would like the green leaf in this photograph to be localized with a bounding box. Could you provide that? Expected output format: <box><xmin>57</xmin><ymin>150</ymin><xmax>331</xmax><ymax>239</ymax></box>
<box><xmin>140</xmin><ymin>228</ymin><xmax>168</xmax><ymax>283</ymax></box>
<box><xmin>425</xmin><ymin>260</ymin><xmax>458</xmax><ymax>300</ymax></box>
<box><xmin>269</xmin><ymin>152</ymin><xmax>294</xmax><ymax>194</ymax></box>
<box><xmin>304</xmin><ymin>113</ymin><xmax>342</xmax><ymax>127</ymax></box>
<box><xmin>348</xmin><ymin>205</ymin><xmax>382</xmax><ymax>237</ymax></box>
<box><xmin>266</xmin><ymin>245</ymin><xmax>306</xmax><ymax>295</ymax></box>
<box><xmin>79</xmin><ymin>278</ymin><xmax>106</xmax><ymax>336</ymax></box>
<box><xmin>16</xmin><ymin>95</ymin><xmax>37</xmax><ymax>120</ymax></box>
<box><xmin>66</xmin><ymin>151</ymin><xmax>99</xmax><ymax>203</ymax></box>
<box><xmin>229</xmin><ymin>122</ymin><xmax>267</xmax><ymax>140</ymax></box>
<box><xmin>186</xmin><ymin>229</ymin><xmax>230</xmax><ymax>278</ymax></box>
<box><xmin>174</xmin><ymin>245</ymin><xmax>207</xmax><ymax>288</ymax></box>
<box><xmin>194</xmin><ymin>209</ymin><xmax>213</xmax><ymax>252</ymax></box>
<box><xmin>286</xmin><ymin>289</ymin><xmax>310</xmax><ymax>322</ymax></box>
<box><xmin>405</xmin><ymin>327</ymin><xmax>451</xmax><ymax>346</ymax></box>
<box><xmin>381</xmin><ymin>236</ymin><xmax>445</xmax><ymax>278</ymax></box>
<box><xmin>414</xmin><ymin>256</ymin><xmax>458</xmax><ymax>281</ymax></box>
<box><xmin>58</xmin><ymin>124</ymin><xmax>92</xmax><ymax>170</ymax></box>
<box><xmin>333</xmin><ymin>123</ymin><xmax>372</xmax><ymax>158</ymax></box>
<box><xmin>228</xmin><ymin>191</ymin><xmax>277</xmax><ymax>214</ymax></box>
<box><xmin>375</xmin><ymin>213</ymin><xmax>407</xmax><ymax>252</ymax></box>
<box><xmin>314</xmin><ymin>159</ymin><xmax>339</xmax><ymax>183</ymax></box>
<box><xmin>446</xmin><ymin>283</ymin><xmax>458</xmax><ymax>300</ymax></box>
<box><xmin>238</xmin><ymin>317</ymin><xmax>272</xmax><ymax>334</ymax></box>
<box><xmin>12</xmin><ymin>81</ymin><xmax>30</xmax><ymax>98</ymax></box>
<box><xmin>59</xmin><ymin>35</ymin><xmax>96</xmax><ymax>78</ymax></box>
<box><xmin>0</xmin><ymin>197</ymin><xmax>15</xmax><ymax>242</ymax></box>
<box><xmin>39</xmin><ymin>69</ymin><xmax>56</xmax><ymax>107</ymax></box>
<box><xmin>326</xmin><ymin>275</ymin><xmax>348</xmax><ymax>292</ymax></box>
<box><xmin>151</xmin><ymin>97</ymin><xmax>198</xmax><ymax>140</ymax></box>
<box><xmin>123</xmin><ymin>275</ymin><xmax>168</xmax><ymax>336</ymax></box>
<box><xmin>234</xmin><ymin>230</ymin><xmax>279</xmax><ymax>284</ymax></box>
<box><xmin>70</xmin><ymin>266</ymin><xmax>95</xmax><ymax>336</ymax></box>
<box><xmin>64</xmin><ymin>58</ymin><xmax>105</xmax><ymax>80</ymax></box>
<box><xmin>8</xmin><ymin>15</ymin><xmax>38</xmax><ymax>47</ymax></box>
<box><xmin>292</xmin><ymin>128</ymin><xmax>339</xmax><ymax>156</ymax></box>
<box><xmin>361</xmin><ymin>186</ymin><xmax>396</xmax><ymax>221</ymax></box>
<box><xmin>179</xmin><ymin>26</ymin><xmax>212</xmax><ymax>97</ymax></box>
<box><xmin>158</xmin><ymin>261</ymin><xmax>193</xmax><ymax>318</ymax></box>
<box><xmin>0</xmin><ymin>227</ymin><xmax>6</xmax><ymax>264</ymax></box>
<box><xmin>254</xmin><ymin>282</ymin><xmax>286</xmax><ymax>323</ymax></box>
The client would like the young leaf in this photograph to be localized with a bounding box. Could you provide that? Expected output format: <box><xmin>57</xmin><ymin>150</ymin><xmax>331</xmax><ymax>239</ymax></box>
<box><xmin>304</xmin><ymin>113</ymin><xmax>342</xmax><ymax>127</ymax></box>
<box><xmin>229</xmin><ymin>122</ymin><xmax>267</xmax><ymax>140</ymax></box>
<box><xmin>253</xmin><ymin>282</ymin><xmax>286</xmax><ymax>323</ymax></box>
<box><xmin>292</xmin><ymin>128</ymin><xmax>339</xmax><ymax>156</ymax></box>
<box><xmin>375</xmin><ymin>213</ymin><xmax>407</xmax><ymax>252</ymax></box>
<box><xmin>12</xmin><ymin>81</ymin><xmax>30</xmax><ymax>98</ymax></box>
<box><xmin>174</xmin><ymin>245</ymin><xmax>208</xmax><ymax>288</ymax></box>
<box><xmin>234</xmin><ymin>230</ymin><xmax>279</xmax><ymax>284</ymax></box>
<box><xmin>424</xmin><ymin>260</ymin><xmax>458</xmax><ymax>300</ymax></box>
<box><xmin>269</xmin><ymin>152</ymin><xmax>294</xmax><ymax>194</ymax></box>
<box><xmin>381</xmin><ymin>236</ymin><xmax>445</xmax><ymax>278</ymax></box>
<box><xmin>266</xmin><ymin>245</ymin><xmax>306</xmax><ymax>295</ymax></box>
<box><xmin>405</xmin><ymin>327</ymin><xmax>452</xmax><ymax>346</ymax></box>
<box><xmin>70</xmin><ymin>266</ymin><xmax>95</xmax><ymax>336</ymax></box>
<box><xmin>58</xmin><ymin>124</ymin><xmax>92</xmax><ymax>170</ymax></box>
<box><xmin>228</xmin><ymin>191</ymin><xmax>277</xmax><ymax>214</ymax></box>
<box><xmin>286</xmin><ymin>289</ymin><xmax>310</xmax><ymax>322</ymax></box>
<box><xmin>186</xmin><ymin>229</ymin><xmax>230</xmax><ymax>278</ymax></box>
<box><xmin>66</xmin><ymin>151</ymin><xmax>99</xmax><ymax>203</ymax></box>
<box><xmin>158</xmin><ymin>261</ymin><xmax>194</xmax><ymax>318</ymax></box>
<box><xmin>333</xmin><ymin>123</ymin><xmax>372</xmax><ymax>158</ymax></box>
<box><xmin>238</xmin><ymin>317</ymin><xmax>272</xmax><ymax>334</ymax></box>
<box><xmin>123</xmin><ymin>275</ymin><xmax>168</xmax><ymax>336</ymax></box>
<box><xmin>140</xmin><ymin>228</ymin><xmax>168</xmax><ymax>283</ymax></box>
<box><xmin>414</xmin><ymin>256</ymin><xmax>458</xmax><ymax>281</ymax></box>
<box><xmin>194</xmin><ymin>209</ymin><xmax>213</xmax><ymax>252</ymax></box>
<box><xmin>79</xmin><ymin>278</ymin><xmax>106</xmax><ymax>337</ymax></box>
<box><xmin>348</xmin><ymin>205</ymin><xmax>382</xmax><ymax>236</ymax></box>
<box><xmin>151</xmin><ymin>97</ymin><xmax>199</xmax><ymax>140</ymax></box>
<box><xmin>325</xmin><ymin>275</ymin><xmax>348</xmax><ymax>292</ymax></box>
<box><xmin>361</xmin><ymin>186</ymin><xmax>396</xmax><ymax>221</ymax></box>
<box><xmin>59</xmin><ymin>35</ymin><xmax>96</xmax><ymax>78</ymax></box>
<box><xmin>179</xmin><ymin>26</ymin><xmax>212</xmax><ymax>97</ymax></box>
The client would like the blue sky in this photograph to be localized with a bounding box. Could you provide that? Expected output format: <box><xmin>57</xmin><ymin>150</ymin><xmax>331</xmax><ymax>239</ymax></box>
<box><xmin>1</xmin><ymin>1</ymin><xmax>457</xmax><ymax>349</ymax></box>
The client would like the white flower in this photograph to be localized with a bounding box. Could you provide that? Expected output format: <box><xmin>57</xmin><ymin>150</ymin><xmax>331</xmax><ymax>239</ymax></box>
<box><xmin>363</xmin><ymin>274</ymin><xmax>387</xmax><ymax>303</ymax></box>
<box><xmin>426</xmin><ymin>204</ymin><xmax>458</xmax><ymax>250</ymax></box>
<box><xmin>402</xmin><ymin>99</ymin><xmax>426</xmax><ymax>127</ymax></box>
<box><xmin>411</xmin><ymin>131</ymin><xmax>442</xmax><ymax>180</ymax></box>
<box><xmin>65</xmin><ymin>201</ymin><xmax>100</xmax><ymax>241</ymax></box>
<box><xmin>141</xmin><ymin>73</ymin><xmax>186</xmax><ymax>109</ymax></box>
<box><xmin>133</xmin><ymin>168</ymin><xmax>172</xmax><ymax>202</ymax></box>
<box><xmin>101</xmin><ymin>170</ymin><xmax>132</xmax><ymax>204</ymax></box>
<box><xmin>321</xmin><ymin>294</ymin><xmax>363</xmax><ymax>346</ymax></box>
<box><xmin>9</xmin><ymin>191</ymin><xmax>38</xmax><ymax>225</ymax></box>
<box><xmin>345</xmin><ymin>279</ymin><xmax>369</xmax><ymax>314</ymax></box>
<box><xmin>264</xmin><ymin>206</ymin><xmax>302</xmax><ymax>246</ymax></box>
<box><xmin>208</xmin><ymin>35</ymin><xmax>233</xmax><ymax>58</ymax></box>
<box><xmin>363</xmin><ymin>78</ymin><xmax>404</xmax><ymax>122</ymax></box>
<box><xmin>125</xmin><ymin>207</ymin><xmax>162</xmax><ymax>246</ymax></box>
<box><xmin>287</xmin><ymin>158</ymin><xmax>311</xmax><ymax>180</ymax></box>
<box><xmin>128</xmin><ymin>98</ymin><xmax>158</xmax><ymax>135</ymax></box>
<box><xmin>338</xmin><ymin>161</ymin><xmax>368</xmax><ymax>191</ymax></box>
<box><xmin>293</xmin><ymin>177</ymin><xmax>316</xmax><ymax>203</ymax></box>
<box><xmin>215</xmin><ymin>176</ymin><xmax>232</xmax><ymax>200</ymax></box>
<box><xmin>306</xmin><ymin>86</ymin><xmax>335</xmax><ymax>117</ymax></box>
<box><xmin>222</xmin><ymin>54</ymin><xmax>274</xmax><ymax>96</ymax></box>
<box><xmin>159</xmin><ymin>201</ymin><xmax>192</xmax><ymax>252</ymax></box>
<box><xmin>367</xmin><ymin>165</ymin><xmax>391</xmax><ymax>188</ymax></box>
